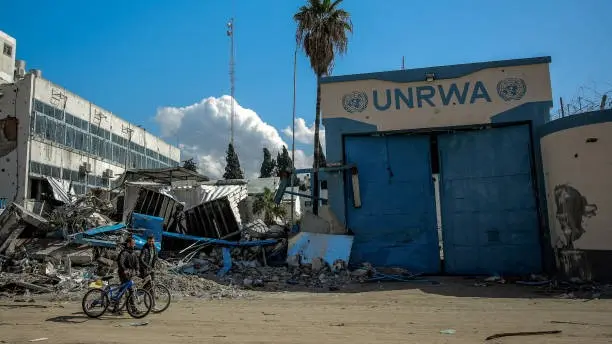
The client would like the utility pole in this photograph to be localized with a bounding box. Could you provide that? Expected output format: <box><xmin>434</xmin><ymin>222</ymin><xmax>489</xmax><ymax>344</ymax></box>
<box><xmin>402</xmin><ymin>56</ymin><xmax>405</xmax><ymax>70</ymax></box>
<box><xmin>227</xmin><ymin>18</ymin><xmax>236</xmax><ymax>146</ymax></box>
<box><xmin>290</xmin><ymin>43</ymin><xmax>298</xmax><ymax>225</ymax></box>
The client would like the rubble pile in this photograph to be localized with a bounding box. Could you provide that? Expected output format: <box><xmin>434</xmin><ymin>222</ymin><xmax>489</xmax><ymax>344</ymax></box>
<box><xmin>46</xmin><ymin>195</ymin><xmax>115</xmax><ymax>237</ymax></box>
<box><xmin>176</xmin><ymin>244</ymin><xmax>359</xmax><ymax>291</ymax></box>
<box><xmin>0</xmin><ymin>169</ymin><xmax>392</xmax><ymax>301</ymax></box>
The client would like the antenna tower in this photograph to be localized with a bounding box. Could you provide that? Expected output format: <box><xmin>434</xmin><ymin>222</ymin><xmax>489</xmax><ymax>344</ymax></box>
<box><xmin>227</xmin><ymin>18</ymin><xmax>236</xmax><ymax>145</ymax></box>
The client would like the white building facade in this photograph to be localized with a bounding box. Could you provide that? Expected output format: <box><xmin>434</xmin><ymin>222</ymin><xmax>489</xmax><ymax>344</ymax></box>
<box><xmin>0</xmin><ymin>31</ymin><xmax>180</xmax><ymax>205</ymax></box>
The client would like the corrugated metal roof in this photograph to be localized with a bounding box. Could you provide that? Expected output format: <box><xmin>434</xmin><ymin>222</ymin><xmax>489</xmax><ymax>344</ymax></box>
<box><xmin>171</xmin><ymin>184</ymin><xmax>248</xmax><ymax>226</ymax></box>
<box><xmin>200</xmin><ymin>185</ymin><xmax>246</xmax><ymax>202</ymax></box>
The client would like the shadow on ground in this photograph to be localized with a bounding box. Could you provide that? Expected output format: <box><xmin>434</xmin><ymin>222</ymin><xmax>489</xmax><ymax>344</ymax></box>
<box><xmin>214</xmin><ymin>276</ymin><xmax>608</xmax><ymax>300</ymax></box>
<box><xmin>46</xmin><ymin>312</ymin><xmax>115</xmax><ymax>324</ymax></box>
<box><xmin>0</xmin><ymin>303</ymin><xmax>49</xmax><ymax>309</ymax></box>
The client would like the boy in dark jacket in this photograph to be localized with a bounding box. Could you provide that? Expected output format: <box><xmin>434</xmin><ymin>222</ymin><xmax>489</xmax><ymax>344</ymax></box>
<box><xmin>139</xmin><ymin>235</ymin><xmax>158</xmax><ymax>280</ymax></box>
<box><xmin>113</xmin><ymin>237</ymin><xmax>139</xmax><ymax>314</ymax></box>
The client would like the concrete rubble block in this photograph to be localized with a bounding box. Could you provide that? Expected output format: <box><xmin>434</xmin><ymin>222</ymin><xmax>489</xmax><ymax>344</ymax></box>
<box><xmin>67</xmin><ymin>248</ymin><xmax>94</xmax><ymax>266</ymax></box>
<box><xmin>311</xmin><ymin>257</ymin><xmax>325</xmax><ymax>273</ymax></box>
<box><xmin>287</xmin><ymin>232</ymin><xmax>354</xmax><ymax>267</ymax></box>
<box><xmin>286</xmin><ymin>254</ymin><xmax>300</xmax><ymax>268</ymax></box>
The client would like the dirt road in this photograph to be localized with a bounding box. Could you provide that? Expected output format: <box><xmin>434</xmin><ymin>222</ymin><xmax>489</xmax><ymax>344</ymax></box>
<box><xmin>1</xmin><ymin>280</ymin><xmax>611</xmax><ymax>343</ymax></box>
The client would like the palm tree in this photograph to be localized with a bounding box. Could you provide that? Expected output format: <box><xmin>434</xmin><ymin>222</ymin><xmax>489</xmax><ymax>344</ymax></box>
<box><xmin>252</xmin><ymin>187</ymin><xmax>287</xmax><ymax>225</ymax></box>
<box><xmin>294</xmin><ymin>0</ymin><xmax>352</xmax><ymax>215</ymax></box>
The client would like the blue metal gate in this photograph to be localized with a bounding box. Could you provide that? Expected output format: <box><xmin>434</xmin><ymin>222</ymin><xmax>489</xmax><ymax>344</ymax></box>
<box><xmin>438</xmin><ymin>124</ymin><xmax>542</xmax><ymax>275</ymax></box>
<box><xmin>345</xmin><ymin>135</ymin><xmax>440</xmax><ymax>273</ymax></box>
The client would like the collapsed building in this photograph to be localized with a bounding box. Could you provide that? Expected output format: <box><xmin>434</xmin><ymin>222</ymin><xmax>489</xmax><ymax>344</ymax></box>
<box><xmin>0</xmin><ymin>167</ymin><xmax>381</xmax><ymax>299</ymax></box>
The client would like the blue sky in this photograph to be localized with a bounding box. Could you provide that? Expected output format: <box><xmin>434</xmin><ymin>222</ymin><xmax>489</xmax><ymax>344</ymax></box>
<box><xmin>3</xmin><ymin>0</ymin><xmax>611</xmax><ymax>175</ymax></box>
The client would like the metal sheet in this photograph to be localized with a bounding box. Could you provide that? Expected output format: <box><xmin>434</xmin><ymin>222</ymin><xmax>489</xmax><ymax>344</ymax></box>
<box><xmin>172</xmin><ymin>184</ymin><xmax>248</xmax><ymax>225</ymax></box>
<box><xmin>344</xmin><ymin>135</ymin><xmax>440</xmax><ymax>272</ymax></box>
<box><xmin>183</xmin><ymin>197</ymin><xmax>239</xmax><ymax>239</ymax></box>
<box><xmin>129</xmin><ymin>188</ymin><xmax>182</xmax><ymax>231</ymax></box>
<box><xmin>438</xmin><ymin>124</ymin><xmax>542</xmax><ymax>275</ymax></box>
<box><xmin>45</xmin><ymin>177</ymin><xmax>76</xmax><ymax>204</ymax></box>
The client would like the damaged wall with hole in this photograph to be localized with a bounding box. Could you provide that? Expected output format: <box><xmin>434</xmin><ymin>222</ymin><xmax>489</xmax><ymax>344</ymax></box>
<box><xmin>320</xmin><ymin>56</ymin><xmax>554</xmax><ymax>275</ymax></box>
<box><xmin>0</xmin><ymin>73</ymin><xmax>34</xmax><ymax>205</ymax></box>
<box><xmin>540</xmin><ymin>109</ymin><xmax>612</xmax><ymax>281</ymax></box>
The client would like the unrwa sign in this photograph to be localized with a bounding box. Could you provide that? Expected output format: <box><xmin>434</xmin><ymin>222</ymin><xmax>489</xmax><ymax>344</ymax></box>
<box><xmin>341</xmin><ymin>78</ymin><xmax>527</xmax><ymax>114</ymax></box>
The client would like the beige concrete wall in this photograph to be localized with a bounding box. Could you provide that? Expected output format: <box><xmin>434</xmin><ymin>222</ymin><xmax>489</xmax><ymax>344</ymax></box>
<box><xmin>541</xmin><ymin>122</ymin><xmax>612</xmax><ymax>251</ymax></box>
<box><xmin>321</xmin><ymin>63</ymin><xmax>552</xmax><ymax>130</ymax></box>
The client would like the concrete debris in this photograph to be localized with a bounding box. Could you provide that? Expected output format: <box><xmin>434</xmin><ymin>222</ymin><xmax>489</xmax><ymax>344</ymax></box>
<box><xmin>0</xmin><ymin>175</ymin><xmax>447</xmax><ymax>302</ymax></box>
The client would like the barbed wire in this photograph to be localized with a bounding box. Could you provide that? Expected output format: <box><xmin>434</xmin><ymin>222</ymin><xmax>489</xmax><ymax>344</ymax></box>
<box><xmin>550</xmin><ymin>83</ymin><xmax>612</xmax><ymax>121</ymax></box>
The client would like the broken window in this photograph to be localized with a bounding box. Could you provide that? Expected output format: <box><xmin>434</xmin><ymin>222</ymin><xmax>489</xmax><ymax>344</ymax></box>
<box><xmin>3</xmin><ymin>43</ymin><xmax>12</xmax><ymax>57</ymax></box>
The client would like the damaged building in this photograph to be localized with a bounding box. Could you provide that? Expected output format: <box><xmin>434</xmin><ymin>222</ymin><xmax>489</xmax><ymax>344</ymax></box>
<box><xmin>0</xmin><ymin>30</ymin><xmax>181</xmax><ymax>208</ymax></box>
<box><xmin>304</xmin><ymin>55</ymin><xmax>612</xmax><ymax>282</ymax></box>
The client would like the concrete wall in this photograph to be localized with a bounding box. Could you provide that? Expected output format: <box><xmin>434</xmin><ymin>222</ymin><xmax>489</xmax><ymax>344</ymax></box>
<box><xmin>0</xmin><ymin>31</ymin><xmax>16</xmax><ymax>84</ymax></box>
<box><xmin>0</xmin><ymin>73</ymin><xmax>34</xmax><ymax>203</ymax></box>
<box><xmin>539</xmin><ymin>109</ymin><xmax>612</xmax><ymax>280</ymax></box>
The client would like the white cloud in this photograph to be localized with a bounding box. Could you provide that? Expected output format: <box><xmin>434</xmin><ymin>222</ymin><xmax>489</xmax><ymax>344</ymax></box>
<box><xmin>282</xmin><ymin>118</ymin><xmax>326</xmax><ymax>148</ymax></box>
<box><xmin>154</xmin><ymin>96</ymin><xmax>313</xmax><ymax>179</ymax></box>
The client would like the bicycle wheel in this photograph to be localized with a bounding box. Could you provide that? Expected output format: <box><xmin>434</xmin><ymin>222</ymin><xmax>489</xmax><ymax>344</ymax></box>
<box><xmin>82</xmin><ymin>288</ymin><xmax>109</xmax><ymax>318</ymax></box>
<box><xmin>150</xmin><ymin>284</ymin><xmax>171</xmax><ymax>313</ymax></box>
<box><xmin>126</xmin><ymin>289</ymin><xmax>153</xmax><ymax>319</ymax></box>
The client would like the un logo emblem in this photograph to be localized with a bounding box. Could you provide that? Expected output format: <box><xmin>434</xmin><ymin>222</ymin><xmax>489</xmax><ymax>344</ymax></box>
<box><xmin>497</xmin><ymin>78</ymin><xmax>527</xmax><ymax>101</ymax></box>
<box><xmin>342</xmin><ymin>91</ymin><xmax>368</xmax><ymax>113</ymax></box>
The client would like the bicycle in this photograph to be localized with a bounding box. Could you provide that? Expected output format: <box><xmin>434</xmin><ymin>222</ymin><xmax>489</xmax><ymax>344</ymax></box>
<box><xmin>81</xmin><ymin>275</ymin><xmax>153</xmax><ymax>319</ymax></box>
<box><xmin>106</xmin><ymin>273</ymin><xmax>171</xmax><ymax>314</ymax></box>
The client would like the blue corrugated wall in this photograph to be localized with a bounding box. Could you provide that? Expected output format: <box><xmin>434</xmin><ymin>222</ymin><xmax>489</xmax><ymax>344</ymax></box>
<box><xmin>344</xmin><ymin>135</ymin><xmax>440</xmax><ymax>273</ymax></box>
<box><xmin>438</xmin><ymin>124</ymin><xmax>542</xmax><ymax>275</ymax></box>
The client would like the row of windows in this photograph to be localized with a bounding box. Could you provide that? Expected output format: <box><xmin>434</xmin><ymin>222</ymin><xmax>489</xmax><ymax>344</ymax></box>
<box><xmin>33</xmin><ymin>99</ymin><xmax>180</xmax><ymax>166</ymax></box>
<box><xmin>32</xmin><ymin>114</ymin><xmax>180</xmax><ymax>169</ymax></box>
<box><xmin>29</xmin><ymin>161</ymin><xmax>110</xmax><ymax>194</ymax></box>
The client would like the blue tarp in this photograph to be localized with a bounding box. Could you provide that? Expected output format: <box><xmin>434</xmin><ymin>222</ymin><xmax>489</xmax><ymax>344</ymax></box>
<box><xmin>131</xmin><ymin>213</ymin><xmax>163</xmax><ymax>251</ymax></box>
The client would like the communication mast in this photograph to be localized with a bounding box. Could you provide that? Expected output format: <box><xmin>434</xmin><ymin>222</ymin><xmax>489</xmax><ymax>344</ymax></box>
<box><xmin>227</xmin><ymin>18</ymin><xmax>236</xmax><ymax>145</ymax></box>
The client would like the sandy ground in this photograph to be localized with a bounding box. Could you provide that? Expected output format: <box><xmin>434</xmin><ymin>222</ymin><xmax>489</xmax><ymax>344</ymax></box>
<box><xmin>1</xmin><ymin>278</ymin><xmax>611</xmax><ymax>344</ymax></box>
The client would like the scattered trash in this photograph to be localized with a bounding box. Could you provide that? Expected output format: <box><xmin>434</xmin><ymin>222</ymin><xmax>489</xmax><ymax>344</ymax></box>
<box><xmin>28</xmin><ymin>338</ymin><xmax>48</xmax><ymax>342</ymax></box>
<box><xmin>485</xmin><ymin>330</ymin><xmax>562</xmax><ymax>341</ymax></box>
<box><xmin>440</xmin><ymin>329</ymin><xmax>456</xmax><ymax>335</ymax></box>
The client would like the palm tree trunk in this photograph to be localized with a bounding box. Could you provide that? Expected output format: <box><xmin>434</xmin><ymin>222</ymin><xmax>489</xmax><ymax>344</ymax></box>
<box><xmin>312</xmin><ymin>74</ymin><xmax>322</xmax><ymax>216</ymax></box>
